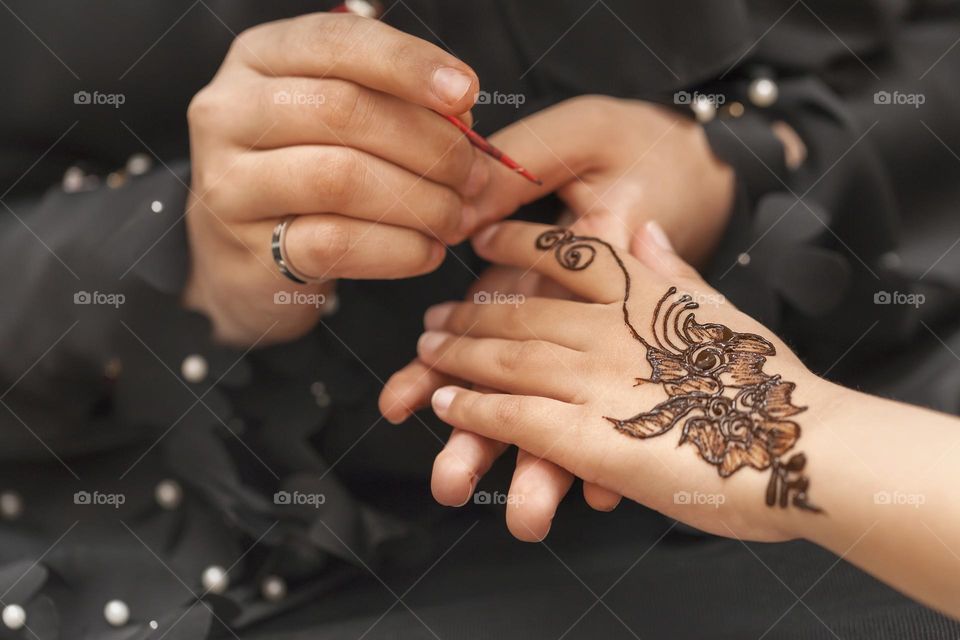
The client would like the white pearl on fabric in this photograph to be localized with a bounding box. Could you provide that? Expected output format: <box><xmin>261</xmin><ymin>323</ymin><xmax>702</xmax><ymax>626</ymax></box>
<box><xmin>691</xmin><ymin>95</ymin><xmax>717</xmax><ymax>123</ymax></box>
<box><xmin>154</xmin><ymin>479</ymin><xmax>183</xmax><ymax>510</ymax></box>
<box><xmin>126</xmin><ymin>153</ymin><xmax>153</xmax><ymax>176</ymax></box>
<box><xmin>2</xmin><ymin>604</ymin><xmax>26</xmax><ymax>630</ymax></box>
<box><xmin>749</xmin><ymin>77</ymin><xmax>779</xmax><ymax>108</ymax></box>
<box><xmin>150</xmin><ymin>200</ymin><xmax>164</xmax><ymax>213</ymax></box>
<box><xmin>0</xmin><ymin>491</ymin><xmax>23</xmax><ymax>520</ymax></box>
<box><xmin>261</xmin><ymin>575</ymin><xmax>287</xmax><ymax>602</ymax></box>
<box><xmin>104</xmin><ymin>600</ymin><xmax>130</xmax><ymax>627</ymax></box>
<box><xmin>201</xmin><ymin>565</ymin><xmax>229</xmax><ymax>594</ymax></box>
<box><xmin>181</xmin><ymin>355</ymin><xmax>208</xmax><ymax>384</ymax></box>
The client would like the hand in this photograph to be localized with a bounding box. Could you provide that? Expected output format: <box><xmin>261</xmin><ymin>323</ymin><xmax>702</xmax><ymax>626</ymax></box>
<box><xmin>380</xmin><ymin>266</ymin><xmax>621</xmax><ymax>542</ymax></box>
<box><xmin>469</xmin><ymin>95</ymin><xmax>736</xmax><ymax>262</ymax></box>
<box><xmin>182</xmin><ymin>12</ymin><xmax>489</xmax><ymax>345</ymax></box>
<box><xmin>417</xmin><ymin>220</ymin><xmax>836</xmax><ymax>542</ymax></box>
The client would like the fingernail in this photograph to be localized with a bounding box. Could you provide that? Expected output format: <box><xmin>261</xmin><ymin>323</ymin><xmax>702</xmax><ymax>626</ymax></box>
<box><xmin>432</xmin><ymin>67</ymin><xmax>473</xmax><ymax>106</ymax></box>
<box><xmin>424</xmin><ymin>303</ymin><xmax>455</xmax><ymax>330</ymax></box>
<box><xmin>432</xmin><ymin>386</ymin><xmax>457</xmax><ymax>413</ymax></box>
<box><xmin>454</xmin><ymin>480</ymin><xmax>476</xmax><ymax>507</ymax></box>
<box><xmin>646</xmin><ymin>221</ymin><xmax>675</xmax><ymax>253</ymax></box>
<box><xmin>463</xmin><ymin>159</ymin><xmax>490</xmax><ymax>198</ymax></box>
<box><xmin>472</xmin><ymin>224</ymin><xmax>500</xmax><ymax>248</ymax></box>
<box><xmin>418</xmin><ymin>331</ymin><xmax>446</xmax><ymax>354</ymax></box>
<box><xmin>459</xmin><ymin>205</ymin><xmax>477</xmax><ymax>236</ymax></box>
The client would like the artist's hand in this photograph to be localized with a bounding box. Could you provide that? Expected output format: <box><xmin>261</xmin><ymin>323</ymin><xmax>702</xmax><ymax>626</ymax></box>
<box><xmin>470</xmin><ymin>96</ymin><xmax>736</xmax><ymax>264</ymax></box>
<box><xmin>416</xmin><ymin>220</ymin><xmax>837</xmax><ymax>542</ymax></box>
<box><xmin>381</xmin><ymin>265</ymin><xmax>622</xmax><ymax>542</ymax></box>
<box><xmin>182</xmin><ymin>12</ymin><xmax>488</xmax><ymax>345</ymax></box>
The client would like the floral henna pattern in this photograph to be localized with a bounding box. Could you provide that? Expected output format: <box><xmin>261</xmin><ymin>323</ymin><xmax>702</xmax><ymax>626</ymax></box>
<box><xmin>536</xmin><ymin>228</ymin><xmax>822</xmax><ymax>513</ymax></box>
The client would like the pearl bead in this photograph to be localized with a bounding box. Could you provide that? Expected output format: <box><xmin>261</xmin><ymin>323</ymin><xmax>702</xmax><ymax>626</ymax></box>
<box><xmin>0</xmin><ymin>491</ymin><xmax>23</xmax><ymax>520</ymax></box>
<box><xmin>737</xmin><ymin>253</ymin><xmax>751</xmax><ymax>266</ymax></box>
<box><xmin>62</xmin><ymin>167</ymin><xmax>86</xmax><ymax>193</ymax></box>
<box><xmin>150</xmin><ymin>200</ymin><xmax>164</xmax><ymax>213</ymax></box>
<box><xmin>103</xmin><ymin>600</ymin><xmax>130</xmax><ymax>627</ymax></box>
<box><xmin>748</xmin><ymin>77</ymin><xmax>779</xmax><ymax>108</ymax></box>
<box><xmin>201</xmin><ymin>565</ymin><xmax>229</xmax><ymax>594</ymax></box>
<box><xmin>181</xmin><ymin>355</ymin><xmax>208</xmax><ymax>384</ymax></box>
<box><xmin>126</xmin><ymin>153</ymin><xmax>153</xmax><ymax>176</ymax></box>
<box><xmin>154</xmin><ymin>479</ymin><xmax>183</xmax><ymax>510</ymax></box>
<box><xmin>149</xmin><ymin>620</ymin><xmax>159</xmax><ymax>630</ymax></box>
<box><xmin>261</xmin><ymin>575</ymin><xmax>287</xmax><ymax>602</ymax></box>
<box><xmin>2</xmin><ymin>604</ymin><xmax>26</xmax><ymax>630</ymax></box>
<box><xmin>691</xmin><ymin>95</ymin><xmax>716</xmax><ymax>123</ymax></box>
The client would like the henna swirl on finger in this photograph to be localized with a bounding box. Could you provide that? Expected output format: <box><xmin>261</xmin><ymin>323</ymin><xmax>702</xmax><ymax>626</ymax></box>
<box><xmin>535</xmin><ymin>228</ymin><xmax>822</xmax><ymax>513</ymax></box>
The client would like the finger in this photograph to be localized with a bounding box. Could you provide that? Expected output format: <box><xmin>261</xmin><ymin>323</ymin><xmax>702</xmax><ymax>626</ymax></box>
<box><xmin>432</xmin><ymin>429</ymin><xmax>508</xmax><ymax>507</ymax></box>
<box><xmin>632</xmin><ymin>220</ymin><xmax>707</xmax><ymax>285</ymax></box>
<box><xmin>418</xmin><ymin>333</ymin><xmax>584</xmax><ymax>402</ymax></box>
<box><xmin>380</xmin><ymin>359</ymin><xmax>458</xmax><ymax>425</ymax></box>
<box><xmin>583</xmin><ymin>482</ymin><xmax>622</xmax><ymax>512</ymax></box>
<box><xmin>465</xmin><ymin>98</ymin><xmax>610</xmax><ymax>225</ymax></box>
<box><xmin>465</xmin><ymin>266</ymin><xmax>543</xmax><ymax>299</ymax></box>
<box><xmin>471</xmin><ymin>221</ymin><xmax>631</xmax><ymax>303</ymax></box>
<box><xmin>278</xmin><ymin>213</ymin><xmax>445</xmax><ymax>280</ymax></box>
<box><xmin>432</xmin><ymin>387</ymin><xmax>598</xmax><ymax>488</ymax></box>
<box><xmin>228</xmin><ymin>146</ymin><xmax>469</xmax><ymax>243</ymax></box>
<box><xmin>423</xmin><ymin>298</ymin><xmax>606</xmax><ymax>350</ymax></box>
<box><xmin>241</xmin><ymin>79</ymin><xmax>483</xmax><ymax>194</ymax></box>
<box><xmin>236</xmin><ymin>14</ymin><xmax>479</xmax><ymax>114</ymax></box>
<box><xmin>506</xmin><ymin>449</ymin><xmax>574</xmax><ymax>542</ymax></box>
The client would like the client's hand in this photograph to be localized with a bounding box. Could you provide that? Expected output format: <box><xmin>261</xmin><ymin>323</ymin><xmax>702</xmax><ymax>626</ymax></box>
<box><xmin>470</xmin><ymin>95</ymin><xmax>737</xmax><ymax>265</ymax></box>
<box><xmin>418</xmin><ymin>220</ymin><xmax>837</xmax><ymax>542</ymax></box>
<box><xmin>381</xmin><ymin>264</ymin><xmax>622</xmax><ymax>542</ymax></box>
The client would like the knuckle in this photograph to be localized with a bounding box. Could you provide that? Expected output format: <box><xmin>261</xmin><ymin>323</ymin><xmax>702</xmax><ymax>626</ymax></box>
<box><xmin>306</xmin><ymin>220</ymin><xmax>352</xmax><ymax>267</ymax></box>
<box><xmin>495</xmin><ymin>340</ymin><xmax>539</xmax><ymax>375</ymax></box>
<box><xmin>492</xmin><ymin>395</ymin><xmax>524</xmax><ymax>427</ymax></box>
<box><xmin>316</xmin><ymin>149</ymin><xmax>366</xmax><ymax>208</ymax></box>
<box><xmin>187</xmin><ymin>87</ymin><xmax>221</xmax><ymax>128</ymax></box>
<box><xmin>433</xmin><ymin>134</ymin><xmax>474</xmax><ymax>186</ymax></box>
<box><xmin>305</xmin><ymin>13</ymin><xmax>364</xmax><ymax>56</ymax></box>
<box><xmin>321</xmin><ymin>81</ymin><xmax>366</xmax><ymax>132</ymax></box>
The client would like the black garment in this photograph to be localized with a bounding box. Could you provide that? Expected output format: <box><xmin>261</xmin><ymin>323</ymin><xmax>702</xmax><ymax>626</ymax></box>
<box><xmin>0</xmin><ymin>1</ymin><xmax>959</xmax><ymax>638</ymax></box>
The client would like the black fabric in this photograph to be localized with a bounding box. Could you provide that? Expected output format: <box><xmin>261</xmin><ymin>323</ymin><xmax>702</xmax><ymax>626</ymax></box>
<box><xmin>1</xmin><ymin>1</ymin><xmax>959</xmax><ymax>638</ymax></box>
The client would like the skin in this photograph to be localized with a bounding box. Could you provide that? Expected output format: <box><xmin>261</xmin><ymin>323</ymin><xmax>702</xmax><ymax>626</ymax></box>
<box><xmin>382</xmin><ymin>96</ymin><xmax>738</xmax><ymax>539</ymax></box>
<box><xmin>415</xmin><ymin>220</ymin><xmax>960</xmax><ymax>621</ymax></box>
<box><xmin>182</xmin><ymin>12</ymin><xmax>491</xmax><ymax>345</ymax></box>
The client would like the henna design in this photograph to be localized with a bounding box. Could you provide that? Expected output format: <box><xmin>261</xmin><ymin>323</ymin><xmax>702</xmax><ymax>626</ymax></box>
<box><xmin>535</xmin><ymin>229</ymin><xmax>822</xmax><ymax>513</ymax></box>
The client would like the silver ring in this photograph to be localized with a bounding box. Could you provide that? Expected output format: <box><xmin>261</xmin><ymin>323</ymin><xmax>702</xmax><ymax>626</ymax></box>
<box><xmin>271</xmin><ymin>216</ymin><xmax>323</xmax><ymax>284</ymax></box>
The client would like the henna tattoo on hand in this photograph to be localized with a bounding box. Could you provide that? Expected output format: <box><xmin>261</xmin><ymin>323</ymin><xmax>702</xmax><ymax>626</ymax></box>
<box><xmin>536</xmin><ymin>228</ymin><xmax>822</xmax><ymax>513</ymax></box>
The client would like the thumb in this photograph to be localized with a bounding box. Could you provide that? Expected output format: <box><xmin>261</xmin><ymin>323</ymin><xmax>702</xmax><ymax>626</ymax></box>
<box><xmin>469</xmin><ymin>102</ymin><xmax>599</xmax><ymax>225</ymax></box>
<box><xmin>632</xmin><ymin>221</ymin><xmax>705</xmax><ymax>285</ymax></box>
